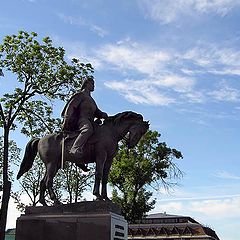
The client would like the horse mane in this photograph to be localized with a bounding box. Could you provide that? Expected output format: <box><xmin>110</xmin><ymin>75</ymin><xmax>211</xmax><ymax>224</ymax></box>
<box><xmin>104</xmin><ymin>111</ymin><xmax>143</xmax><ymax>126</ymax></box>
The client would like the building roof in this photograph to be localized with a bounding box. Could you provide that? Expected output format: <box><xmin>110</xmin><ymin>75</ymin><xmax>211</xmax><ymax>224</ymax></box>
<box><xmin>129</xmin><ymin>212</ymin><xmax>220</xmax><ymax>240</ymax></box>
<box><xmin>146</xmin><ymin>213</ymin><xmax>184</xmax><ymax>219</ymax></box>
<box><xmin>139</xmin><ymin>212</ymin><xmax>199</xmax><ymax>224</ymax></box>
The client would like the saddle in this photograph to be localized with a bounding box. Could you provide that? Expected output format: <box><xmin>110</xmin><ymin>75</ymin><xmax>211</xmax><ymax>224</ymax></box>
<box><xmin>62</xmin><ymin>118</ymin><xmax>102</xmax><ymax>142</ymax></box>
<box><xmin>60</xmin><ymin>119</ymin><xmax>102</xmax><ymax>165</ymax></box>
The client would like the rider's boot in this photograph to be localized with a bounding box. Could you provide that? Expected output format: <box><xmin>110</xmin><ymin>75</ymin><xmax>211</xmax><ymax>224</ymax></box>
<box><xmin>69</xmin><ymin>147</ymin><xmax>90</xmax><ymax>172</ymax></box>
<box><xmin>76</xmin><ymin>163</ymin><xmax>90</xmax><ymax>172</ymax></box>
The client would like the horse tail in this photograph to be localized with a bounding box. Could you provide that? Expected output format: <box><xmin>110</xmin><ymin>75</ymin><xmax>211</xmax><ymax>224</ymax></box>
<box><xmin>17</xmin><ymin>138</ymin><xmax>40</xmax><ymax>180</ymax></box>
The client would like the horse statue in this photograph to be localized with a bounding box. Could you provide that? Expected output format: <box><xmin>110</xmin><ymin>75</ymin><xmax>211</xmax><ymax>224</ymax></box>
<box><xmin>17</xmin><ymin>111</ymin><xmax>149</xmax><ymax>206</ymax></box>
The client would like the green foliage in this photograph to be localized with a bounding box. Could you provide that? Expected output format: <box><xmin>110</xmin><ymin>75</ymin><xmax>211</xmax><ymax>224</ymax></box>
<box><xmin>112</xmin><ymin>188</ymin><xmax>156</xmax><ymax>223</ymax></box>
<box><xmin>0</xmin><ymin>31</ymin><xmax>93</xmax><ymax>99</ymax></box>
<box><xmin>16</xmin><ymin>100</ymin><xmax>62</xmax><ymax>137</ymax></box>
<box><xmin>0</xmin><ymin>30</ymin><xmax>94</xmax><ymax>134</ymax></box>
<box><xmin>0</xmin><ymin>137</ymin><xmax>21</xmax><ymax>188</ymax></box>
<box><xmin>11</xmin><ymin>157</ymin><xmax>45</xmax><ymax>211</ymax></box>
<box><xmin>109</xmin><ymin>130</ymin><xmax>183</xmax><ymax>223</ymax></box>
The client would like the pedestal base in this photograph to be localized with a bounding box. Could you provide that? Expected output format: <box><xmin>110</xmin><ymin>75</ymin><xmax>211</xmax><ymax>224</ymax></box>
<box><xmin>16</xmin><ymin>201</ymin><xmax>128</xmax><ymax>240</ymax></box>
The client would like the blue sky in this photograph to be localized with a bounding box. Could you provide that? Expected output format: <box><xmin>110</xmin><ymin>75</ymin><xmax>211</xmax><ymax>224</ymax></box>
<box><xmin>1</xmin><ymin>0</ymin><xmax>240</xmax><ymax>239</ymax></box>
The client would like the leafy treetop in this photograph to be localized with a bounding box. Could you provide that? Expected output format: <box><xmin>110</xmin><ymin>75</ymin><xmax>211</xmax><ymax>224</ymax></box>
<box><xmin>0</xmin><ymin>31</ymin><xmax>94</xmax><ymax>136</ymax></box>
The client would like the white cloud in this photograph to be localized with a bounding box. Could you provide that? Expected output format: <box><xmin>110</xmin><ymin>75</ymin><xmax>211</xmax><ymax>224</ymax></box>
<box><xmin>214</xmin><ymin>170</ymin><xmax>240</xmax><ymax>180</ymax></box>
<box><xmin>193</xmin><ymin>0</ymin><xmax>237</xmax><ymax>16</ymax></box>
<box><xmin>152</xmin><ymin>75</ymin><xmax>195</xmax><ymax>92</ymax></box>
<box><xmin>153</xmin><ymin>196</ymin><xmax>240</xmax><ymax>219</ymax></box>
<box><xmin>190</xmin><ymin>197</ymin><xmax>240</xmax><ymax>218</ymax></box>
<box><xmin>139</xmin><ymin>0</ymin><xmax>193</xmax><ymax>24</ymax></box>
<box><xmin>59</xmin><ymin>37</ymin><xmax>240</xmax><ymax>106</ymax></box>
<box><xmin>138</xmin><ymin>0</ymin><xmax>240</xmax><ymax>24</ymax></box>
<box><xmin>208</xmin><ymin>82</ymin><xmax>240</xmax><ymax>102</ymax></box>
<box><xmin>157</xmin><ymin>193</ymin><xmax>240</xmax><ymax>202</ymax></box>
<box><xmin>183</xmin><ymin>48</ymin><xmax>212</xmax><ymax>67</ymax></box>
<box><xmin>57</xmin><ymin>13</ymin><xmax>108</xmax><ymax>37</ymax></box>
<box><xmin>53</xmin><ymin>37</ymin><xmax>103</xmax><ymax>69</ymax></box>
<box><xmin>105</xmin><ymin>79</ymin><xmax>175</xmax><ymax>106</ymax></box>
<box><xmin>90</xmin><ymin>25</ymin><xmax>108</xmax><ymax>38</ymax></box>
<box><xmin>105</xmin><ymin>76</ymin><xmax>204</xmax><ymax>106</ymax></box>
<box><xmin>98</xmin><ymin>40</ymin><xmax>240</xmax><ymax>106</ymax></box>
<box><xmin>96</xmin><ymin>40</ymin><xmax>171</xmax><ymax>76</ymax></box>
<box><xmin>183</xmin><ymin>91</ymin><xmax>206</xmax><ymax>103</ymax></box>
<box><xmin>97</xmin><ymin>40</ymin><xmax>200</xmax><ymax>105</ymax></box>
<box><xmin>183</xmin><ymin>46</ymin><xmax>240</xmax><ymax>73</ymax></box>
<box><xmin>153</xmin><ymin>184</ymin><xmax>240</xmax><ymax>202</ymax></box>
<box><xmin>154</xmin><ymin>201</ymin><xmax>184</xmax><ymax>213</ymax></box>
<box><xmin>210</xmin><ymin>68</ymin><xmax>240</xmax><ymax>76</ymax></box>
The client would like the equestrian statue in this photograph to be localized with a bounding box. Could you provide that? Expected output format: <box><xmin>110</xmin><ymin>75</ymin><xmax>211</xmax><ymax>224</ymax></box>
<box><xmin>17</xmin><ymin>77</ymin><xmax>149</xmax><ymax>206</ymax></box>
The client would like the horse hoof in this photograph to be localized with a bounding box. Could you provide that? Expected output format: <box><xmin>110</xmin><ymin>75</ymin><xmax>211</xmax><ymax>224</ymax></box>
<box><xmin>104</xmin><ymin>197</ymin><xmax>112</xmax><ymax>202</ymax></box>
<box><xmin>53</xmin><ymin>200</ymin><xmax>62</xmax><ymax>205</ymax></box>
<box><xmin>76</xmin><ymin>163</ymin><xmax>90</xmax><ymax>172</ymax></box>
<box><xmin>40</xmin><ymin>200</ymin><xmax>48</xmax><ymax>206</ymax></box>
<box><xmin>94</xmin><ymin>196</ymin><xmax>104</xmax><ymax>201</ymax></box>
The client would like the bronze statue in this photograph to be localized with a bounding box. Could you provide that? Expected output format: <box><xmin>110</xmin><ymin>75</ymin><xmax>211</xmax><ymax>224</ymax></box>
<box><xmin>17</xmin><ymin>111</ymin><xmax>149</xmax><ymax>205</ymax></box>
<box><xmin>61</xmin><ymin>77</ymin><xmax>108</xmax><ymax>171</ymax></box>
<box><xmin>17</xmin><ymin>76</ymin><xmax>149</xmax><ymax>205</ymax></box>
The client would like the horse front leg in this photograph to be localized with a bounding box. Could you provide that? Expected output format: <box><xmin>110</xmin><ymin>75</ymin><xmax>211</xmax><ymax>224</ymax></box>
<box><xmin>93</xmin><ymin>152</ymin><xmax>107</xmax><ymax>201</ymax></box>
<box><xmin>101</xmin><ymin>158</ymin><xmax>113</xmax><ymax>201</ymax></box>
<box><xmin>93</xmin><ymin>175</ymin><xmax>102</xmax><ymax>200</ymax></box>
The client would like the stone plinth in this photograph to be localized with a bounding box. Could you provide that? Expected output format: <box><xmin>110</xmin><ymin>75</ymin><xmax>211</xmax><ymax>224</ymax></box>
<box><xmin>16</xmin><ymin>201</ymin><xmax>128</xmax><ymax>240</ymax></box>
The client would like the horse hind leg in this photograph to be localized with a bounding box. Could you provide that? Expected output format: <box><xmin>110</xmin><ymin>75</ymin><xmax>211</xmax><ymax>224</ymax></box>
<box><xmin>45</xmin><ymin>162</ymin><xmax>61</xmax><ymax>205</ymax></box>
<box><xmin>39</xmin><ymin>173</ymin><xmax>47</xmax><ymax>206</ymax></box>
<box><xmin>39</xmin><ymin>162</ymin><xmax>60</xmax><ymax>206</ymax></box>
<box><xmin>39</xmin><ymin>168</ymin><xmax>47</xmax><ymax>206</ymax></box>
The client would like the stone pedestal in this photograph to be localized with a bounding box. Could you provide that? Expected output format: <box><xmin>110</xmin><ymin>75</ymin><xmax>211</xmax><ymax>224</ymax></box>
<box><xmin>16</xmin><ymin>201</ymin><xmax>128</xmax><ymax>240</ymax></box>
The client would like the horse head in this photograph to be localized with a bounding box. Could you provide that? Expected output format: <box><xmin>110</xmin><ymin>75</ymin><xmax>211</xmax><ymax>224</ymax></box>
<box><xmin>104</xmin><ymin>111</ymin><xmax>149</xmax><ymax>148</ymax></box>
<box><xmin>115</xmin><ymin>111</ymin><xmax>149</xmax><ymax>148</ymax></box>
<box><xmin>127</xmin><ymin>119</ymin><xmax>149</xmax><ymax>148</ymax></box>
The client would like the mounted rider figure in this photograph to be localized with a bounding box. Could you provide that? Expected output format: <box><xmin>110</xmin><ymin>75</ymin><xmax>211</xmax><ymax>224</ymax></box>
<box><xmin>61</xmin><ymin>76</ymin><xmax>108</xmax><ymax>170</ymax></box>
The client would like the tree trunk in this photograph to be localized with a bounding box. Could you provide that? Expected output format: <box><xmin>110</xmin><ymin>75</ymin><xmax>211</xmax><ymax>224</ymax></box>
<box><xmin>0</xmin><ymin>127</ymin><xmax>11</xmax><ymax>240</ymax></box>
<box><xmin>0</xmin><ymin>180</ymin><xmax>11</xmax><ymax>240</ymax></box>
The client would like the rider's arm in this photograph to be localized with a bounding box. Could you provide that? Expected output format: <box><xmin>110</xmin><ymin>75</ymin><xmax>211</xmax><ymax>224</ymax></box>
<box><xmin>62</xmin><ymin>94</ymin><xmax>82</xmax><ymax>131</ymax></box>
<box><xmin>95</xmin><ymin>107</ymin><xmax>108</xmax><ymax>119</ymax></box>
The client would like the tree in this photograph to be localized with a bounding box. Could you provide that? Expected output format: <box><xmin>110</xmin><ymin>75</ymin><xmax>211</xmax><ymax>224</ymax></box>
<box><xmin>109</xmin><ymin>130</ymin><xmax>183</xmax><ymax>223</ymax></box>
<box><xmin>12</xmin><ymin>159</ymin><xmax>95</xmax><ymax>212</ymax></box>
<box><xmin>12</xmin><ymin>156</ymin><xmax>64</xmax><ymax>211</ymax></box>
<box><xmin>0</xmin><ymin>30</ymin><xmax>93</xmax><ymax>239</ymax></box>
<box><xmin>60</xmin><ymin>162</ymin><xmax>94</xmax><ymax>204</ymax></box>
<box><xmin>11</xmin><ymin>157</ymin><xmax>45</xmax><ymax>211</ymax></box>
<box><xmin>0</xmin><ymin>137</ymin><xmax>21</xmax><ymax>194</ymax></box>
